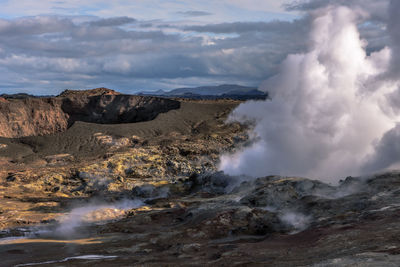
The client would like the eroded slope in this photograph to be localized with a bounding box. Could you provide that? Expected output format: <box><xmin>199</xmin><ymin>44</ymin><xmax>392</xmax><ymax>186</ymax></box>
<box><xmin>0</xmin><ymin>88</ymin><xmax>180</xmax><ymax>138</ymax></box>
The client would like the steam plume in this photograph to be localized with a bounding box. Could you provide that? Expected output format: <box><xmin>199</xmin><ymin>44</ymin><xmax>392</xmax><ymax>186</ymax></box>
<box><xmin>220</xmin><ymin>4</ymin><xmax>400</xmax><ymax>181</ymax></box>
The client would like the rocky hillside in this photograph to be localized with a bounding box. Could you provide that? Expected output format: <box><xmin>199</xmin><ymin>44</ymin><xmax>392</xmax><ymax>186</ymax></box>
<box><xmin>0</xmin><ymin>88</ymin><xmax>180</xmax><ymax>138</ymax></box>
<box><xmin>61</xmin><ymin>92</ymin><xmax>180</xmax><ymax>126</ymax></box>
<box><xmin>0</xmin><ymin>97</ymin><xmax>69</xmax><ymax>138</ymax></box>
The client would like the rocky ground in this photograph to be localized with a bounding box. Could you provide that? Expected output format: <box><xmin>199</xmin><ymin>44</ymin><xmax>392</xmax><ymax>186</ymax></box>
<box><xmin>0</xmin><ymin>92</ymin><xmax>245</xmax><ymax>231</ymax></box>
<box><xmin>1</xmin><ymin>90</ymin><xmax>400</xmax><ymax>266</ymax></box>
<box><xmin>2</xmin><ymin>171</ymin><xmax>400</xmax><ymax>266</ymax></box>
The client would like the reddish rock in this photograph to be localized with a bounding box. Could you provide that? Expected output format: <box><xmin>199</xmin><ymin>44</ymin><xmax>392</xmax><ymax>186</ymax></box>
<box><xmin>0</xmin><ymin>97</ymin><xmax>69</xmax><ymax>138</ymax></box>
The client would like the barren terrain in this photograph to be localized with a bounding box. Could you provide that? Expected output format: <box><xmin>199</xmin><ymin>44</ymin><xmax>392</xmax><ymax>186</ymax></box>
<box><xmin>1</xmin><ymin>90</ymin><xmax>400</xmax><ymax>266</ymax></box>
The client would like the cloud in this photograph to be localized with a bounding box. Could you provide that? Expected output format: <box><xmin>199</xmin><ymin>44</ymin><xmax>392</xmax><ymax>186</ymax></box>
<box><xmin>0</xmin><ymin>13</ymin><xmax>312</xmax><ymax>94</ymax></box>
<box><xmin>286</xmin><ymin>0</ymin><xmax>389</xmax><ymax>18</ymax></box>
<box><xmin>183</xmin><ymin>20</ymin><xmax>307</xmax><ymax>34</ymax></box>
<box><xmin>0</xmin><ymin>16</ymin><xmax>75</xmax><ymax>36</ymax></box>
<box><xmin>362</xmin><ymin>124</ymin><xmax>400</xmax><ymax>174</ymax></box>
<box><xmin>177</xmin><ymin>11</ymin><xmax>212</xmax><ymax>17</ymax></box>
<box><xmin>89</xmin><ymin>16</ymin><xmax>136</xmax><ymax>27</ymax></box>
<box><xmin>358</xmin><ymin>0</ymin><xmax>400</xmax><ymax>174</ymax></box>
<box><xmin>387</xmin><ymin>0</ymin><xmax>400</xmax><ymax>78</ymax></box>
<box><xmin>0</xmin><ymin>1</ymin><xmax>392</xmax><ymax>95</ymax></box>
<box><xmin>285</xmin><ymin>0</ymin><xmax>390</xmax><ymax>53</ymax></box>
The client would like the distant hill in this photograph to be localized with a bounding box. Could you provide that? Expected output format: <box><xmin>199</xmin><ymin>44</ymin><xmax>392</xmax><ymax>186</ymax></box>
<box><xmin>165</xmin><ymin>84</ymin><xmax>258</xmax><ymax>96</ymax></box>
<box><xmin>1</xmin><ymin>88</ymin><xmax>121</xmax><ymax>99</ymax></box>
<box><xmin>58</xmin><ymin>87</ymin><xmax>120</xmax><ymax>97</ymax></box>
<box><xmin>139</xmin><ymin>84</ymin><xmax>268</xmax><ymax>100</ymax></box>
<box><xmin>0</xmin><ymin>93</ymin><xmax>40</xmax><ymax>99</ymax></box>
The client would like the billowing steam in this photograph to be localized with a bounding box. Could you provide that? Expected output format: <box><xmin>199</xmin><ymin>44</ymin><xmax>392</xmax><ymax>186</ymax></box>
<box><xmin>220</xmin><ymin>3</ymin><xmax>400</xmax><ymax>182</ymax></box>
<box><xmin>56</xmin><ymin>199</ymin><xmax>144</xmax><ymax>236</ymax></box>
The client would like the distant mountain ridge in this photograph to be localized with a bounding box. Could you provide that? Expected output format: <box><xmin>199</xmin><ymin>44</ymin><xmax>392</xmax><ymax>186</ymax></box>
<box><xmin>165</xmin><ymin>84</ymin><xmax>259</xmax><ymax>96</ymax></box>
<box><xmin>0</xmin><ymin>93</ymin><xmax>41</xmax><ymax>99</ymax></box>
<box><xmin>139</xmin><ymin>84</ymin><xmax>268</xmax><ymax>100</ymax></box>
<box><xmin>1</xmin><ymin>84</ymin><xmax>268</xmax><ymax>101</ymax></box>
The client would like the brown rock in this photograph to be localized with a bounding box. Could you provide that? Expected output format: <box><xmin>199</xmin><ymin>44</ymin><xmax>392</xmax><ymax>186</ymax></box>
<box><xmin>61</xmin><ymin>93</ymin><xmax>180</xmax><ymax>126</ymax></box>
<box><xmin>0</xmin><ymin>88</ymin><xmax>180</xmax><ymax>138</ymax></box>
<box><xmin>0</xmin><ymin>97</ymin><xmax>69</xmax><ymax>138</ymax></box>
<box><xmin>44</xmin><ymin>154</ymin><xmax>74</xmax><ymax>165</ymax></box>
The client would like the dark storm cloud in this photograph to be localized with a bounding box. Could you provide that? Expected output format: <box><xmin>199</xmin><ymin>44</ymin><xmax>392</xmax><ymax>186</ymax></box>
<box><xmin>89</xmin><ymin>16</ymin><xmax>136</xmax><ymax>27</ymax></box>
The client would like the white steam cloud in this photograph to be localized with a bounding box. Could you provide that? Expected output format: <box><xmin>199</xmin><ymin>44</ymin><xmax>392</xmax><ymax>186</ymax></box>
<box><xmin>56</xmin><ymin>199</ymin><xmax>144</xmax><ymax>236</ymax></box>
<box><xmin>220</xmin><ymin>4</ymin><xmax>400</xmax><ymax>181</ymax></box>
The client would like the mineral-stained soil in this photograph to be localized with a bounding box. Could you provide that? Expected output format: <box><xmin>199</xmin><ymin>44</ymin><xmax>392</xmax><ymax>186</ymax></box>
<box><xmin>1</xmin><ymin>90</ymin><xmax>400</xmax><ymax>266</ymax></box>
<box><xmin>0</xmin><ymin>91</ymin><xmax>245</xmax><ymax>227</ymax></box>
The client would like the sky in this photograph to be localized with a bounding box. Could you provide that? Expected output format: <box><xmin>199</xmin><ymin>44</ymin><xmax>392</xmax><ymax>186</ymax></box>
<box><xmin>0</xmin><ymin>0</ymin><xmax>390</xmax><ymax>95</ymax></box>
